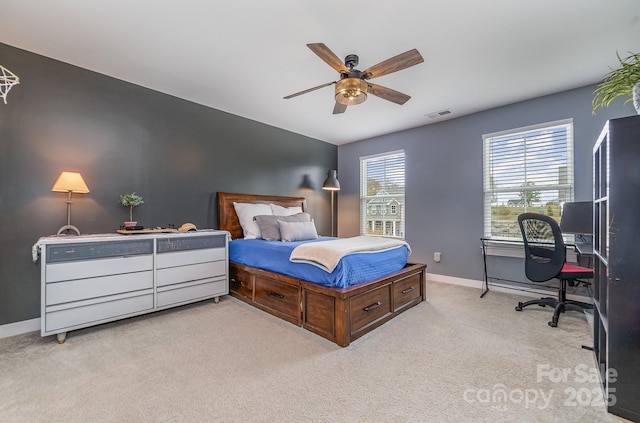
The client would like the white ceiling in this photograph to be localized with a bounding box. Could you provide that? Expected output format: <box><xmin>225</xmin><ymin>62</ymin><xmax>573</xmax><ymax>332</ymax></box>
<box><xmin>1</xmin><ymin>1</ymin><xmax>639</xmax><ymax>145</ymax></box>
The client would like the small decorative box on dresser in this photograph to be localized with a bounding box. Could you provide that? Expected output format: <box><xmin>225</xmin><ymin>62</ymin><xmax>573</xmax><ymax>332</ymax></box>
<box><xmin>38</xmin><ymin>230</ymin><xmax>229</xmax><ymax>343</ymax></box>
<box><xmin>592</xmin><ymin>115</ymin><xmax>640</xmax><ymax>422</ymax></box>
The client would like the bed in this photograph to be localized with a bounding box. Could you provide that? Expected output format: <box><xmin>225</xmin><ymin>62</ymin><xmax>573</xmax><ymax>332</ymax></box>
<box><xmin>218</xmin><ymin>192</ymin><xmax>427</xmax><ymax>347</ymax></box>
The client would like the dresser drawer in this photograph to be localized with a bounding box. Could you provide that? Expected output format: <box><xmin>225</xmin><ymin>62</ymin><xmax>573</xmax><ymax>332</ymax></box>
<box><xmin>157</xmin><ymin>277</ymin><xmax>227</xmax><ymax>308</ymax></box>
<box><xmin>156</xmin><ymin>248</ymin><xmax>226</xmax><ymax>269</ymax></box>
<box><xmin>230</xmin><ymin>267</ymin><xmax>253</xmax><ymax>299</ymax></box>
<box><xmin>46</xmin><ymin>270</ymin><xmax>153</xmax><ymax>306</ymax></box>
<box><xmin>156</xmin><ymin>261</ymin><xmax>226</xmax><ymax>287</ymax></box>
<box><xmin>45</xmin><ymin>292</ymin><xmax>154</xmax><ymax>332</ymax></box>
<box><xmin>254</xmin><ymin>276</ymin><xmax>300</xmax><ymax>321</ymax></box>
<box><xmin>157</xmin><ymin>234</ymin><xmax>226</xmax><ymax>252</ymax></box>
<box><xmin>46</xmin><ymin>255</ymin><xmax>153</xmax><ymax>283</ymax></box>
<box><xmin>393</xmin><ymin>272</ymin><xmax>422</xmax><ymax>311</ymax></box>
<box><xmin>350</xmin><ymin>284</ymin><xmax>392</xmax><ymax>335</ymax></box>
<box><xmin>45</xmin><ymin>240</ymin><xmax>153</xmax><ymax>263</ymax></box>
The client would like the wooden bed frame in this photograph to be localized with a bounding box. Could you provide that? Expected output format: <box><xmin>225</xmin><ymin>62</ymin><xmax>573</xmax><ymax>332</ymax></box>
<box><xmin>218</xmin><ymin>192</ymin><xmax>427</xmax><ymax>347</ymax></box>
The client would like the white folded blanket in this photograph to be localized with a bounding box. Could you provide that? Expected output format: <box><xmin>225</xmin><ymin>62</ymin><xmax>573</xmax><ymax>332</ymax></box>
<box><xmin>289</xmin><ymin>236</ymin><xmax>411</xmax><ymax>273</ymax></box>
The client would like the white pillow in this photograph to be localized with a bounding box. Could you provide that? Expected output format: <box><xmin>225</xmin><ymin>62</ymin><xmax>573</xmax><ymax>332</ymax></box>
<box><xmin>270</xmin><ymin>203</ymin><xmax>303</xmax><ymax>216</ymax></box>
<box><xmin>278</xmin><ymin>219</ymin><xmax>318</xmax><ymax>242</ymax></box>
<box><xmin>233</xmin><ymin>202</ymin><xmax>272</xmax><ymax>239</ymax></box>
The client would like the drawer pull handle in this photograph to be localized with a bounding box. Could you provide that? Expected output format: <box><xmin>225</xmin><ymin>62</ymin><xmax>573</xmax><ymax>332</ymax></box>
<box><xmin>401</xmin><ymin>286</ymin><xmax>415</xmax><ymax>294</ymax></box>
<box><xmin>266</xmin><ymin>291</ymin><xmax>285</xmax><ymax>299</ymax></box>
<box><xmin>364</xmin><ymin>301</ymin><xmax>382</xmax><ymax>312</ymax></box>
<box><xmin>231</xmin><ymin>278</ymin><xmax>246</xmax><ymax>287</ymax></box>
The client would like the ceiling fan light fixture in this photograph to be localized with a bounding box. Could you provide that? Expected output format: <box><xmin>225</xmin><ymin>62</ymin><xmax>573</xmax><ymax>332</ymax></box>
<box><xmin>335</xmin><ymin>78</ymin><xmax>368</xmax><ymax>106</ymax></box>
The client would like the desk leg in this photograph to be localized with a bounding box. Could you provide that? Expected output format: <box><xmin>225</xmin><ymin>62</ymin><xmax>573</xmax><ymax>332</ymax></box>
<box><xmin>481</xmin><ymin>239</ymin><xmax>490</xmax><ymax>298</ymax></box>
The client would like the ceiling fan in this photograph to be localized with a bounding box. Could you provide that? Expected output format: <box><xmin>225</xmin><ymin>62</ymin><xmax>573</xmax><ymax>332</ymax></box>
<box><xmin>284</xmin><ymin>43</ymin><xmax>424</xmax><ymax>114</ymax></box>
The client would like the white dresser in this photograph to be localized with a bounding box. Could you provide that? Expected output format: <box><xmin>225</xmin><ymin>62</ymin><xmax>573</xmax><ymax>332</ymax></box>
<box><xmin>38</xmin><ymin>230</ymin><xmax>229</xmax><ymax>343</ymax></box>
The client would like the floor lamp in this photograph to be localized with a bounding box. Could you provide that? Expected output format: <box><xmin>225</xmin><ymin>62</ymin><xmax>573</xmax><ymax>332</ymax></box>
<box><xmin>52</xmin><ymin>171</ymin><xmax>90</xmax><ymax>236</ymax></box>
<box><xmin>322</xmin><ymin>170</ymin><xmax>340</xmax><ymax>237</ymax></box>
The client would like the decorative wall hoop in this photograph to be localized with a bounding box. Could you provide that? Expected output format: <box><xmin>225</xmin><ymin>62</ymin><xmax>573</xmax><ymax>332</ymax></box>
<box><xmin>0</xmin><ymin>65</ymin><xmax>20</xmax><ymax>104</ymax></box>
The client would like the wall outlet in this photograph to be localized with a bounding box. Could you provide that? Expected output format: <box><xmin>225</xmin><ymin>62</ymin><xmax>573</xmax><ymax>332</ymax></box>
<box><xmin>434</xmin><ymin>252</ymin><xmax>441</xmax><ymax>263</ymax></box>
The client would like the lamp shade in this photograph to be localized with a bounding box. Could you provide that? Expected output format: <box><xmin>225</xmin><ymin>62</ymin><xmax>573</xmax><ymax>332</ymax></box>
<box><xmin>322</xmin><ymin>170</ymin><xmax>340</xmax><ymax>191</ymax></box>
<box><xmin>335</xmin><ymin>78</ymin><xmax>368</xmax><ymax>106</ymax></box>
<box><xmin>51</xmin><ymin>172</ymin><xmax>90</xmax><ymax>193</ymax></box>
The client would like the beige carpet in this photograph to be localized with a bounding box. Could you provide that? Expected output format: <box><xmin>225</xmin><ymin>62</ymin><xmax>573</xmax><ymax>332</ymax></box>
<box><xmin>0</xmin><ymin>281</ymin><xmax>627</xmax><ymax>423</ymax></box>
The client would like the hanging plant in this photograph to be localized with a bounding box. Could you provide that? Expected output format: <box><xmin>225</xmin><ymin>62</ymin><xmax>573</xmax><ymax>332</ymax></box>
<box><xmin>592</xmin><ymin>51</ymin><xmax>640</xmax><ymax>114</ymax></box>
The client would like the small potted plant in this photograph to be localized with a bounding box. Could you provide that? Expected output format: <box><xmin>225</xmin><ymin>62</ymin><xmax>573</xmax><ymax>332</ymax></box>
<box><xmin>592</xmin><ymin>51</ymin><xmax>640</xmax><ymax>114</ymax></box>
<box><xmin>120</xmin><ymin>192</ymin><xmax>144</xmax><ymax>228</ymax></box>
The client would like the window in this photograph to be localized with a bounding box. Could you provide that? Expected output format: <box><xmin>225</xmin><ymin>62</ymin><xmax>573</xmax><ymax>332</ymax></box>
<box><xmin>360</xmin><ymin>150</ymin><xmax>405</xmax><ymax>238</ymax></box>
<box><xmin>483</xmin><ymin>119</ymin><xmax>574</xmax><ymax>240</ymax></box>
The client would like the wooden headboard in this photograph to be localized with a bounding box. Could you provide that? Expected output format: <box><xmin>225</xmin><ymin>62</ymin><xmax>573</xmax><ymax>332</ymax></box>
<box><xmin>217</xmin><ymin>192</ymin><xmax>307</xmax><ymax>240</ymax></box>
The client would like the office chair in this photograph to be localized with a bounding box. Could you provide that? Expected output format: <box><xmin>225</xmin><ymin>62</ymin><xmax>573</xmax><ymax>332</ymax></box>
<box><xmin>515</xmin><ymin>212</ymin><xmax>593</xmax><ymax>327</ymax></box>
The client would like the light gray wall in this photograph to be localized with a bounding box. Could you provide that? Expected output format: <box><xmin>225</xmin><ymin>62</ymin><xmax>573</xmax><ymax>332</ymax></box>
<box><xmin>337</xmin><ymin>85</ymin><xmax>635</xmax><ymax>285</ymax></box>
<box><xmin>0</xmin><ymin>43</ymin><xmax>336</xmax><ymax>325</ymax></box>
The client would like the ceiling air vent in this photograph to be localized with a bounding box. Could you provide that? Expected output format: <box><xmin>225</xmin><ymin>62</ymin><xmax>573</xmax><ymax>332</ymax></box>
<box><xmin>426</xmin><ymin>109</ymin><xmax>451</xmax><ymax>119</ymax></box>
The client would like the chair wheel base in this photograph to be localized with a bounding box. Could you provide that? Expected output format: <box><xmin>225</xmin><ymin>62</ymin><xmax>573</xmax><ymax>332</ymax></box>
<box><xmin>515</xmin><ymin>303</ymin><xmax>523</xmax><ymax>312</ymax></box>
<box><xmin>548</xmin><ymin>321</ymin><xmax>558</xmax><ymax>328</ymax></box>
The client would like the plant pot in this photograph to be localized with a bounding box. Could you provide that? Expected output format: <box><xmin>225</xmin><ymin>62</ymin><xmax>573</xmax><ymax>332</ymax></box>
<box><xmin>124</xmin><ymin>221</ymin><xmax>138</xmax><ymax>228</ymax></box>
<box><xmin>633</xmin><ymin>82</ymin><xmax>640</xmax><ymax>114</ymax></box>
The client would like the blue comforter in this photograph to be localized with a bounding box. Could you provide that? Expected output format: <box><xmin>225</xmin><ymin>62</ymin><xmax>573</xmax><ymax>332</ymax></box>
<box><xmin>228</xmin><ymin>237</ymin><xmax>410</xmax><ymax>288</ymax></box>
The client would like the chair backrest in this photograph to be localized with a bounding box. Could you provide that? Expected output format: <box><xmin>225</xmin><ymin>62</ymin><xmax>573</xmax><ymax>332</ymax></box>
<box><xmin>517</xmin><ymin>212</ymin><xmax>566</xmax><ymax>282</ymax></box>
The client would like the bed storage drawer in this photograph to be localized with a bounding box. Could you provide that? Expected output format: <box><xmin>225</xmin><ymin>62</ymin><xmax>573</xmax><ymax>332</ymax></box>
<box><xmin>230</xmin><ymin>267</ymin><xmax>253</xmax><ymax>299</ymax></box>
<box><xmin>349</xmin><ymin>284</ymin><xmax>392</xmax><ymax>335</ymax></box>
<box><xmin>254</xmin><ymin>276</ymin><xmax>300</xmax><ymax>322</ymax></box>
<box><xmin>393</xmin><ymin>272</ymin><xmax>423</xmax><ymax>311</ymax></box>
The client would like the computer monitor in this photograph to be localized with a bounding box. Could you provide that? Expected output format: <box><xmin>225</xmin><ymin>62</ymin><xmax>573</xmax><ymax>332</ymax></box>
<box><xmin>560</xmin><ymin>201</ymin><xmax>593</xmax><ymax>235</ymax></box>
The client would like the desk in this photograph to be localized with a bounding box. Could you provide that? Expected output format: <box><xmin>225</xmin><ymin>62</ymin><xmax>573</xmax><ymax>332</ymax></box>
<box><xmin>480</xmin><ymin>237</ymin><xmax>589</xmax><ymax>298</ymax></box>
<box><xmin>480</xmin><ymin>238</ymin><xmax>524</xmax><ymax>298</ymax></box>
<box><xmin>574</xmin><ymin>242</ymin><xmax>593</xmax><ymax>268</ymax></box>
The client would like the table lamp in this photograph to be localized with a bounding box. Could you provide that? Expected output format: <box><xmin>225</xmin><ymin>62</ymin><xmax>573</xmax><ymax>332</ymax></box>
<box><xmin>52</xmin><ymin>171</ymin><xmax>90</xmax><ymax>236</ymax></box>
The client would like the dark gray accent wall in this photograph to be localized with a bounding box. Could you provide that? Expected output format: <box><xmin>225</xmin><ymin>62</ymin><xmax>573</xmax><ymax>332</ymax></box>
<box><xmin>337</xmin><ymin>85</ymin><xmax>635</xmax><ymax>285</ymax></box>
<box><xmin>0</xmin><ymin>43</ymin><xmax>336</xmax><ymax>325</ymax></box>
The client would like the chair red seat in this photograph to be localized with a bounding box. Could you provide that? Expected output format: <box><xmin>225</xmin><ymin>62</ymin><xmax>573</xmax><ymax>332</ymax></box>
<box><xmin>560</xmin><ymin>263</ymin><xmax>594</xmax><ymax>280</ymax></box>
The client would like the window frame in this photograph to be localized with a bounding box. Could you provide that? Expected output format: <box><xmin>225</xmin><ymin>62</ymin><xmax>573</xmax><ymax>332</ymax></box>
<box><xmin>482</xmin><ymin>119</ymin><xmax>575</xmax><ymax>241</ymax></box>
<box><xmin>360</xmin><ymin>149</ymin><xmax>406</xmax><ymax>239</ymax></box>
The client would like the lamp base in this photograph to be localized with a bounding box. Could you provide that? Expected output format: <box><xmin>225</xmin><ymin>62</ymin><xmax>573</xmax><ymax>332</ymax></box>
<box><xmin>56</xmin><ymin>224</ymin><xmax>80</xmax><ymax>236</ymax></box>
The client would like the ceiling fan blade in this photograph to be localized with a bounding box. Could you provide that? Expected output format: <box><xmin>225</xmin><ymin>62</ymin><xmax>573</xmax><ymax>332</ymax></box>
<box><xmin>284</xmin><ymin>81</ymin><xmax>336</xmax><ymax>99</ymax></box>
<box><xmin>333</xmin><ymin>102</ymin><xmax>347</xmax><ymax>114</ymax></box>
<box><xmin>361</xmin><ymin>49</ymin><xmax>424</xmax><ymax>80</ymax></box>
<box><xmin>307</xmin><ymin>43</ymin><xmax>350</xmax><ymax>74</ymax></box>
<box><xmin>367</xmin><ymin>83</ymin><xmax>411</xmax><ymax>105</ymax></box>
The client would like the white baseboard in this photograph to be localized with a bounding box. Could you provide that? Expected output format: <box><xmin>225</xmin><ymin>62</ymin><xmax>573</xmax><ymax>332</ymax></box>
<box><xmin>426</xmin><ymin>273</ymin><xmax>592</xmax><ymax>304</ymax></box>
<box><xmin>427</xmin><ymin>273</ymin><xmax>484</xmax><ymax>290</ymax></box>
<box><xmin>0</xmin><ymin>274</ymin><xmax>590</xmax><ymax>339</ymax></box>
<box><xmin>0</xmin><ymin>318</ymin><xmax>40</xmax><ymax>339</ymax></box>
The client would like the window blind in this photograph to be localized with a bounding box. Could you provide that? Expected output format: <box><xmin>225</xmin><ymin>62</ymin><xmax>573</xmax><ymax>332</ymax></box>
<box><xmin>483</xmin><ymin>119</ymin><xmax>574</xmax><ymax>239</ymax></box>
<box><xmin>359</xmin><ymin>150</ymin><xmax>405</xmax><ymax>238</ymax></box>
